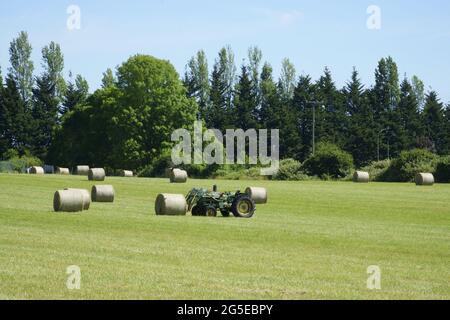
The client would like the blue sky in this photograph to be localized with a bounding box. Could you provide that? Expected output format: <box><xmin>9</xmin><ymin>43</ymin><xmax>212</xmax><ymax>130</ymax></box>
<box><xmin>1</xmin><ymin>0</ymin><xmax>449</xmax><ymax>102</ymax></box>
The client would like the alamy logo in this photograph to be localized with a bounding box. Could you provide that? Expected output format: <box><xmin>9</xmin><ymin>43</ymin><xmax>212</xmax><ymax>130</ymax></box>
<box><xmin>67</xmin><ymin>5</ymin><xmax>81</xmax><ymax>31</ymax></box>
<box><xmin>66</xmin><ymin>265</ymin><xmax>81</xmax><ymax>290</ymax></box>
<box><xmin>367</xmin><ymin>265</ymin><xmax>381</xmax><ymax>290</ymax></box>
<box><xmin>367</xmin><ymin>5</ymin><xmax>381</xmax><ymax>30</ymax></box>
<box><xmin>171</xmin><ymin>121</ymin><xmax>280</xmax><ymax>176</ymax></box>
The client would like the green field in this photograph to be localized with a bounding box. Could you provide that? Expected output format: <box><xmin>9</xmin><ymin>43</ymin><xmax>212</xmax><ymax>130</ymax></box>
<box><xmin>0</xmin><ymin>173</ymin><xmax>448</xmax><ymax>300</ymax></box>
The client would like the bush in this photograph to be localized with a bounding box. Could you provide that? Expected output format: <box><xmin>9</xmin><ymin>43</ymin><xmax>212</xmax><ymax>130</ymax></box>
<box><xmin>214</xmin><ymin>166</ymin><xmax>266</xmax><ymax>180</ymax></box>
<box><xmin>379</xmin><ymin>149</ymin><xmax>438</xmax><ymax>182</ymax></box>
<box><xmin>1</xmin><ymin>154</ymin><xmax>43</xmax><ymax>173</ymax></box>
<box><xmin>302</xmin><ymin>143</ymin><xmax>354</xmax><ymax>179</ymax></box>
<box><xmin>435</xmin><ymin>156</ymin><xmax>450</xmax><ymax>183</ymax></box>
<box><xmin>361</xmin><ymin>160</ymin><xmax>391</xmax><ymax>182</ymax></box>
<box><xmin>273</xmin><ymin>159</ymin><xmax>311</xmax><ymax>181</ymax></box>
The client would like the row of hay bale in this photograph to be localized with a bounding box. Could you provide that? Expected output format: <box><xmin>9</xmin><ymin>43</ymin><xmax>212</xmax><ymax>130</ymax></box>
<box><xmin>352</xmin><ymin>171</ymin><xmax>435</xmax><ymax>186</ymax></box>
<box><xmin>54</xmin><ymin>185</ymin><xmax>115</xmax><ymax>212</ymax></box>
<box><xmin>29</xmin><ymin>165</ymin><xmax>134</xmax><ymax>178</ymax></box>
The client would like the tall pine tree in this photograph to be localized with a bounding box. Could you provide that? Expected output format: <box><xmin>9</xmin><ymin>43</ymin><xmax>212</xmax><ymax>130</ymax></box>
<box><xmin>184</xmin><ymin>50</ymin><xmax>210</xmax><ymax>118</ymax></box>
<box><xmin>2</xmin><ymin>76</ymin><xmax>33</xmax><ymax>155</ymax></box>
<box><xmin>397</xmin><ymin>78</ymin><xmax>423</xmax><ymax>150</ymax></box>
<box><xmin>292</xmin><ymin>74</ymin><xmax>316</xmax><ymax>160</ymax></box>
<box><xmin>61</xmin><ymin>73</ymin><xmax>89</xmax><ymax>115</ymax></box>
<box><xmin>343</xmin><ymin>68</ymin><xmax>376</xmax><ymax>165</ymax></box>
<box><xmin>31</xmin><ymin>75</ymin><xmax>59</xmax><ymax>159</ymax></box>
<box><xmin>422</xmin><ymin>91</ymin><xmax>445</xmax><ymax>153</ymax></box>
<box><xmin>232</xmin><ymin>65</ymin><xmax>257</xmax><ymax>130</ymax></box>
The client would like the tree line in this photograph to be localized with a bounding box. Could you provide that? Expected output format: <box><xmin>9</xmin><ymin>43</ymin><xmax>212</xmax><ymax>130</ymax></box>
<box><xmin>184</xmin><ymin>47</ymin><xmax>450</xmax><ymax>166</ymax></box>
<box><xmin>1</xmin><ymin>31</ymin><xmax>449</xmax><ymax>172</ymax></box>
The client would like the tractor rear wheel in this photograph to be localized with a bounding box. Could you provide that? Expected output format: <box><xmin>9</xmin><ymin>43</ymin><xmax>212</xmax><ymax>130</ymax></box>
<box><xmin>231</xmin><ymin>195</ymin><xmax>255</xmax><ymax>218</ymax></box>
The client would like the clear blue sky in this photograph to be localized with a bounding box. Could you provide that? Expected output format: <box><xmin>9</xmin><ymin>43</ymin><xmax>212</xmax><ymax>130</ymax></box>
<box><xmin>1</xmin><ymin>0</ymin><xmax>449</xmax><ymax>102</ymax></box>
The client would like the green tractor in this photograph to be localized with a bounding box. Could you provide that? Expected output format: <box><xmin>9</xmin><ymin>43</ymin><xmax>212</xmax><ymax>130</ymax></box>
<box><xmin>186</xmin><ymin>186</ymin><xmax>256</xmax><ymax>218</ymax></box>
<box><xmin>155</xmin><ymin>185</ymin><xmax>267</xmax><ymax>218</ymax></box>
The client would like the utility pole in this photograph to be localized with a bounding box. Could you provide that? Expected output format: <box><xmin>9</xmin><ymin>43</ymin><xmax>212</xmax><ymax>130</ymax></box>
<box><xmin>377</xmin><ymin>128</ymin><xmax>388</xmax><ymax>161</ymax></box>
<box><xmin>306</xmin><ymin>101</ymin><xmax>324</xmax><ymax>156</ymax></box>
<box><xmin>312</xmin><ymin>104</ymin><xmax>316</xmax><ymax>155</ymax></box>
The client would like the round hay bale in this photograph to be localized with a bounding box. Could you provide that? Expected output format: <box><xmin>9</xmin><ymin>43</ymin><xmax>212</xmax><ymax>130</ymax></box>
<box><xmin>56</xmin><ymin>167</ymin><xmax>70</xmax><ymax>175</ymax></box>
<box><xmin>75</xmin><ymin>165</ymin><xmax>90</xmax><ymax>176</ymax></box>
<box><xmin>30</xmin><ymin>166</ymin><xmax>44</xmax><ymax>175</ymax></box>
<box><xmin>155</xmin><ymin>194</ymin><xmax>187</xmax><ymax>215</ymax></box>
<box><xmin>65</xmin><ymin>188</ymin><xmax>91</xmax><ymax>210</ymax></box>
<box><xmin>353</xmin><ymin>171</ymin><xmax>370</xmax><ymax>183</ymax></box>
<box><xmin>91</xmin><ymin>185</ymin><xmax>115</xmax><ymax>202</ymax></box>
<box><xmin>415</xmin><ymin>173</ymin><xmax>434</xmax><ymax>186</ymax></box>
<box><xmin>169</xmin><ymin>169</ymin><xmax>188</xmax><ymax>183</ymax></box>
<box><xmin>120</xmin><ymin>170</ymin><xmax>133</xmax><ymax>177</ymax></box>
<box><xmin>53</xmin><ymin>190</ymin><xmax>85</xmax><ymax>212</ymax></box>
<box><xmin>245</xmin><ymin>187</ymin><xmax>267</xmax><ymax>204</ymax></box>
<box><xmin>88</xmin><ymin>168</ymin><xmax>106</xmax><ymax>181</ymax></box>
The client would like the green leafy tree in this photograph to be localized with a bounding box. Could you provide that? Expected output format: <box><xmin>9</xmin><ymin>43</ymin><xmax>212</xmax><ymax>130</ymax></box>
<box><xmin>247</xmin><ymin>46</ymin><xmax>263</xmax><ymax>108</ymax></box>
<box><xmin>411</xmin><ymin>75</ymin><xmax>425</xmax><ymax>110</ymax></box>
<box><xmin>41</xmin><ymin>41</ymin><xmax>66</xmax><ymax>99</ymax></box>
<box><xmin>222</xmin><ymin>46</ymin><xmax>236</xmax><ymax>110</ymax></box>
<box><xmin>112</xmin><ymin>55</ymin><xmax>198</xmax><ymax>168</ymax></box>
<box><xmin>0</xmin><ymin>66</ymin><xmax>8</xmax><ymax>156</ymax></box>
<box><xmin>278</xmin><ymin>58</ymin><xmax>296</xmax><ymax>101</ymax></box>
<box><xmin>9</xmin><ymin>31</ymin><xmax>34</xmax><ymax>103</ymax></box>
<box><xmin>51</xmin><ymin>55</ymin><xmax>197</xmax><ymax>170</ymax></box>
<box><xmin>101</xmin><ymin>68</ymin><xmax>116</xmax><ymax>88</ymax></box>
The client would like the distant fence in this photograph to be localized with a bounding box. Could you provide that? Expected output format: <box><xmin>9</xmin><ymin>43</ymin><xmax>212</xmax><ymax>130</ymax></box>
<box><xmin>0</xmin><ymin>161</ymin><xmax>17</xmax><ymax>173</ymax></box>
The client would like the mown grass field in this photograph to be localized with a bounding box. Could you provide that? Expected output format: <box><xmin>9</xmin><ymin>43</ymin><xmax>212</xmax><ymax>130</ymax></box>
<box><xmin>0</xmin><ymin>173</ymin><xmax>448</xmax><ymax>300</ymax></box>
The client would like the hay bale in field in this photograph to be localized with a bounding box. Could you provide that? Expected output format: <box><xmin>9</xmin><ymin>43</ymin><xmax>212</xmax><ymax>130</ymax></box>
<box><xmin>65</xmin><ymin>188</ymin><xmax>91</xmax><ymax>210</ymax></box>
<box><xmin>169</xmin><ymin>168</ymin><xmax>188</xmax><ymax>183</ymax></box>
<box><xmin>120</xmin><ymin>170</ymin><xmax>133</xmax><ymax>177</ymax></box>
<box><xmin>88</xmin><ymin>168</ymin><xmax>106</xmax><ymax>181</ymax></box>
<box><xmin>353</xmin><ymin>171</ymin><xmax>370</xmax><ymax>183</ymax></box>
<box><xmin>30</xmin><ymin>166</ymin><xmax>44</xmax><ymax>175</ymax></box>
<box><xmin>245</xmin><ymin>187</ymin><xmax>267</xmax><ymax>204</ymax></box>
<box><xmin>91</xmin><ymin>185</ymin><xmax>115</xmax><ymax>202</ymax></box>
<box><xmin>155</xmin><ymin>193</ymin><xmax>187</xmax><ymax>215</ymax></box>
<box><xmin>75</xmin><ymin>165</ymin><xmax>90</xmax><ymax>176</ymax></box>
<box><xmin>53</xmin><ymin>189</ymin><xmax>87</xmax><ymax>212</ymax></box>
<box><xmin>55</xmin><ymin>167</ymin><xmax>70</xmax><ymax>175</ymax></box>
<box><xmin>415</xmin><ymin>173</ymin><xmax>434</xmax><ymax>186</ymax></box>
